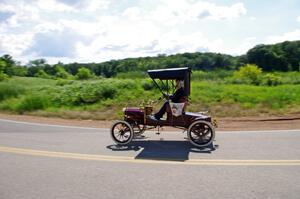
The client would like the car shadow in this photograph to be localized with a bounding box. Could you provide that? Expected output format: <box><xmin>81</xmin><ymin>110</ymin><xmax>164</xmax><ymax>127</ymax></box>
<box><xmin>106</xmin><ymin>139</ymin><xmax>218</xmax><ymax>161</ymax></box>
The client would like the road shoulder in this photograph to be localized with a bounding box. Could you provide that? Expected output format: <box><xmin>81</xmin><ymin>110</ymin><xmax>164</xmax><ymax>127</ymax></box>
<box><xmin>1</xmin><ymin>112</ymin><xmax>300</xmax><ymax>131</ymax></box>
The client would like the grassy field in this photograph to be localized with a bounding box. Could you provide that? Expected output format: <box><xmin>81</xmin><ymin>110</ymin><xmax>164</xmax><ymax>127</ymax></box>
<box><xmin>1</xmin><ymin>71</ymin><xmax>300</xmax><ymax>120</ymax></box>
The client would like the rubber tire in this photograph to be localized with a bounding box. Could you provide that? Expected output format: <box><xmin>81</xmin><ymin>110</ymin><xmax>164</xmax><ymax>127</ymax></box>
<box><xmin>110</xmin><ymin>120</ymin><xmax>134</xmax><ymax>145</ymax></box>
<box><xmin>187</xmin><ymin>120</ymin><xmax>215</xmax><ymax>147</ymax></box>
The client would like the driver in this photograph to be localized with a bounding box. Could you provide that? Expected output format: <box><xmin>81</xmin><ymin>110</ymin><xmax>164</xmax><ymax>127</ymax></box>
<box><xmin>154</xmin><ymin>79</ymin><xmax>186</xmax><ymax>120</ymax></box>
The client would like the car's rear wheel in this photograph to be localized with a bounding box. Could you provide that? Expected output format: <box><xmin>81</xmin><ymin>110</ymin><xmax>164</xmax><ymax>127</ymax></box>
<box><xmin>187</xmin><ymin>120</ymin><xmax>215</xmax><ymax>147</ymax></box>
<box><xmin>110</xmin><ymin>121</ymin><xmax>134</xmax><ymax>145</ymax></box>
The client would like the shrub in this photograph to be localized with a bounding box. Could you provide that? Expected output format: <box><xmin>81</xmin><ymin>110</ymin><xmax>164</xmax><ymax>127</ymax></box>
<box><xmin>276</xmin><ymin>71</ymin><xmax>300</xmax><ymax>84</ymax></box>
<box><xmin>11</xmin><ymin>66</ymin><xmax>28</xmax><ymax>77</ymax></box>
<box><xmin>141</xmin><ymin>79</ymin><xmax>155</xmax><ymax>90</ymax></box>
<box><xmin>75</xmin><ymin>67</ymin><xmax>95</xmax><ymax>80</ymax></box>
<box><xmin>0</xmin><ymin>60</ymin><xmax>7</xmax><ymax>71</ymax></box>
<box><xmin>16</xmin><ymin>94</ymin><xmax>50</xmax><ymax>112</ymax></box>
<box><xmin>54</xmin><ymin>81</ymin><xmax>118</xmax><ymax>105</ymax></box>
<box><xmin>261</xmin><ymin>73</ymin><xmax>282</xmax><ymax>86</ymax></box>
<box><xmin>115</xmin><ymin>71</ymin><xmax>146</xmax><ymax>79</ymax></box>
<box><xmin>232</xmin><ymin>64</ymin><xmax>262</xmax><ymax>85</ymax></box>
<box><xmin>55</xmin><ymin>66</ymin><xmax>73</xmax><ymax>79</ymax></box>
<box><xmin>115</xmin><ymin>79</ymin><xmax>137</xmax><ymax>89</ymax></box>
<box><xmin>0</xmin><ymin>82</ymin><xmax>25</xmax><ymax>101</ymax></box>
<box><xmin>79</xmin><ymin>83</ymin><xmax>117</xmax><ymax>103</ymax></box>
<box><xmin>100</xmin><ymin>85</ymin><xmax>117</xmax><ymax>99</ymax></box>
<box><xmin>53</xmin><ymin>85</ymin><xmax>81</xmax><ymax>105</ymax></box>
<box><xmin>0</xmin><ymin>72</ymin><xmax>8</xmax><ymax>81</ymax></box>
<box><xmin>56</xmin><ymin>79</ymin><xmax>74</xmax><ymax>86</ymax></box>
<box><xmin>34</xmin><ymin>69</ymin><xmax>52</xmax><ymax>79</ymax></box>
<box><xmin>192</xmin><ymin>70</ymin><xmax>233</xmax><ymax>81</ymax></box>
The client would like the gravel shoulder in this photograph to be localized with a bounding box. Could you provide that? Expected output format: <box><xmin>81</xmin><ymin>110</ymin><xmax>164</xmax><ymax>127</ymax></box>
<box><xmin>1</xmin><ymin>112</ymin><xmax>300</xmax><ymax>131</ymax></box>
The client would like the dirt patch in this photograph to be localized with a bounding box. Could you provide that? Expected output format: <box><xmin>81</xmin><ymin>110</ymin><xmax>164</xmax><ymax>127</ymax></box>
<box><xmin>1</xmin><ymin>112</ymin><xmax>300</xmax><ymax>131</ymax></box>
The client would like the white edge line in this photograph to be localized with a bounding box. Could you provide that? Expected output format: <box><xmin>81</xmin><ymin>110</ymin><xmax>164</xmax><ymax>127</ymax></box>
<box><xmin>0</xmin><ymin>118</ymin><xmax>300</xmax><ymax>133</ymax></box>
<box><xmin>218</xmin><ymin>129</ymin><xmax>300</xmax><ymax>133</ymax></box>
<box><xmin>0</xmin><ymin>118</ymin><xmax>105</xmax><ymax>130</ymax></box>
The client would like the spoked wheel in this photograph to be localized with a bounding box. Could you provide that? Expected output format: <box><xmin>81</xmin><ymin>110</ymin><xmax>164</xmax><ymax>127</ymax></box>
<box><xmin>187</xmin><ymin>120</ymin><xmax>215</xmax><ymax>147</ymax></box>
<box><xmin>110</xmin><ymin>121</ymin><xmax>134</xmax><ymax>145</ymax></box>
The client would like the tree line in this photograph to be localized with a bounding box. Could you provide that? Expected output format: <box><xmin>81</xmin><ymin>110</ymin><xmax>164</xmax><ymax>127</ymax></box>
<box><xmin>1</xmin><ymin>40</ymin><xmax>299</xmax><ymax>80</ymax></box>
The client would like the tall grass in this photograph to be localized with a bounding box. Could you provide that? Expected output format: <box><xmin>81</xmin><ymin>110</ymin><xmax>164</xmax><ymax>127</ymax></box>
<box><xmin>16</xmin><ymin>94</ymin><xmax>51</xmax><ymax>113</ymax></box>
<box><xmin>192</xmin><ymin>70</ymin><xmax>233</xmax><ymax>81</ymax></box>
<box><xmin>190</xmin><ymin>82</ymin><xmax>300</xmax><ymax>116</ymax></box>
<box><xmin>0</xmin><ymin>82</ymin><xmax>25</xmax><ymax>101</ymax></box>
<box><xmin>0</xmin><ymin>75</ymin><xmax>300</xmax><ymax>119</ymax></box>
<box><xmin>273</xmin><ymin>71</ymin><xmax>300</xmax><ymax>84</ymax></box>
<box><xmin>115</xmin><ymin>71</ymin><xmax>147</xmax><ymax>79</ymax></box>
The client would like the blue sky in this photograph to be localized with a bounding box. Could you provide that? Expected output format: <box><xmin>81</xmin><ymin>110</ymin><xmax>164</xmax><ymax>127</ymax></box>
<box><xmin>0</xmin><ymin>0</ymin><xmax>299</xmax><ymax>64</ymax></box>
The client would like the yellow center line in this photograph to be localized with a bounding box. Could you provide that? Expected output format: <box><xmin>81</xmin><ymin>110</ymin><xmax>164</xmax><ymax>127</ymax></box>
<box><xmin>0</xmin><ymin>146</ymin><xmax>300</xmax><ymax>166</ymax></box>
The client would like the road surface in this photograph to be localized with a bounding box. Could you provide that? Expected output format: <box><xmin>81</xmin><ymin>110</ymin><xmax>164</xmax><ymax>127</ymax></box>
<box><xmin>0</xmin><ymin>119</ymin><xmax>299</xmax><ymax>199</ymax></box>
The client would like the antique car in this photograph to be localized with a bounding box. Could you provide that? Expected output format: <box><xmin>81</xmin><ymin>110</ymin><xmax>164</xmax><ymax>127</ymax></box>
<box><xmin>110</xmin><ymin>67</ymin><xmax>216</xmax><ymax>147</ymax></box>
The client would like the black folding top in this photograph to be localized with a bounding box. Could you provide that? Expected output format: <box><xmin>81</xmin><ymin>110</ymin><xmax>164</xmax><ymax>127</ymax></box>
<box><xmin>147</xmin><ymin>67</ymin><xmax>191</xmax><ymax>80</ymax></box>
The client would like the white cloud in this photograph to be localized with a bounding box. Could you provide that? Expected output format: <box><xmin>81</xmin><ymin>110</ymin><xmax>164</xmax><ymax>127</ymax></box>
<box><xmin>0</xmin><ymin>33</ymin><xmax>34</xmax><ymax>57</ymax></box>
<box><xmin>36</xmin><ymin>0</ymin><xmax>75</xmax><ymax>12</ymax></box>
<box><xmin>75</xmin><ymin>19</ymin><xmax>162</xmax><ymax>62</ymax></box>
<box><xmin>57</xmin><ymin>19</ymin><xmax>106</xmax><ymax>36</ymax></box>
<box><xmin>154</xmin><ymin>31</ymin><xmax>222</xmax><ymax>54</ymax></box>
<box><xmin>221</xmin><ymin>37</ymin><xmax>257</xmax><ymax>55</ymax></box>
<box><xmin>0</xmin><ymin>2</ymin><xmax>15</xmax><ymax>12</ymax></box>
<box><xmin>192</xmin><ymin>2</ymin><xmax>247</xmax><ymax>20</ymax></box>
<box><xmin>122</xmin><ymin>7</ymin><xmax>141</xmax><ymax>21</ymax></box>
<box><xmin>25</xmin><ymin>29</ymin><xmax>84</xmax><ymax>58</ymax></box>
<box><xmin>75</xmin><ymin>26</ymin><xmax>225</xmax><ymax>63</ymax></box>
<box><xmin>0</xmin><ymin>2</ymin><xmax>40</xmax><ymax>28</ymax></box>
<box><xmin>78</xmin><ymin>0</ymin><xmax>111</xmax><ymax>11</ymax></box>
<box><xmin>265</xmin><ymin>30</ymin><xmax>300</xmax><ymax>44</ymax></box>
<box><xmin>150</xmin><ymin>0</ymin><xmax>247</xmax><ymax>26</ymax></box>
<box><xmin>0</xmin><ymin>0</ymin><xmax>250</xmax><ymax>64</ymax></box>
<box><xmin>297</xmin><ymin>16</ymin><xmax>300</xmax><ymax>22</ymax></box>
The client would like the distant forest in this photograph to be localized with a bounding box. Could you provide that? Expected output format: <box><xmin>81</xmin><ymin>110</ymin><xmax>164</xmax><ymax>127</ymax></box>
<box><xmin>1</xmin><ymin>40</ymin><xmax>300</xmax><ymax>78</ymax></box>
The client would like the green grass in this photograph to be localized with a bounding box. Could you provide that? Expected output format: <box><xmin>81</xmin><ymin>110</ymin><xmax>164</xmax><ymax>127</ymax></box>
<box><xmin>190</xmin><ymin>82</ymin><xmax>300</xmax><ymax>116</ymax></box>
<box><xmin>192</xmin><ymin>70</ymin><xmax>233</xmax><ymax>81</ymax></box>
<box><xmin>115</xmin><ymin>71</ymin><xmax>148</xmax><ymax>79</ymax></box>
<box><xmin>0</xmin><ymin>82</ymin><xmax>25</xmax><ymax>101</ymax></box>
<box><xmin>273</xmin><ymin>71</ymin><xmax>300</xmax><ymax>84</ymax></box>
<box><xmin>0</xmin><ymin>74</ymin><xmax>300</xmax><ymax>119</ymax></box>
<box><xmin>8</xmin><ymin>76</ymin><xmax>57</xmax><ymax>87</ymax></box>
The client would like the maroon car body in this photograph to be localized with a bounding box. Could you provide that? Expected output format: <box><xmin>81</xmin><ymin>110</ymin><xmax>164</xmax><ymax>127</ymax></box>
<box><xmin>124</xmin><ymin>107</ymin><xmax>212</xmax><ymax>128</ymax></box>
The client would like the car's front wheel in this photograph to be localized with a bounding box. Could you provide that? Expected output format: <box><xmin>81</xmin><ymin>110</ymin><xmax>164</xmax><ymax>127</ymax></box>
<box><xmin>110</xmin><ymin>121</ymin><xmax>134</xmax><ymax>145</ymax></box>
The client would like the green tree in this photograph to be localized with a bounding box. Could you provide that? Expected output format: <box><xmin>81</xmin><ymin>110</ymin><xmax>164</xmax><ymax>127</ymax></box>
<box><xmin>75</xmin><ymin>67</ymin><xmax>95</xmax><ymax>80</ymax></box>
<box><xmin>0</xmin><ymin>54</ymin><xmax>15</xmax><ymax>76</ymax></box>
<box><xmin>28</xmin><ymin>59</ymin><xmax>47</xmax><ymax>68</ymax></box>
<box><xmin>0</xmin><ymin>71</ymin><xmax>8</xmax><ymax>81</ymax></box>
<box><xmin>35</xmin><ymin>69</ymin><xmax>52</xmax><ymax>79</ymax></box>
<box><xmin>11</xmin><ymin>66</ymin><xmax>28</xmax><ymax>76</ymax></box>
<box><xmin>0</xmin><ymin>60</ymin><xmax>8</xmax><ymax>81</ymax></box>
<box><xmin>27</xmin><ymin>59</ymin><xmax>48</xmax><ymax>77</ymax></box>
<box><xmin>55</xmin><ymin>65</ymin><xmax>73</xmax><ymax>79</ymax></box>
<box><xmin>247</xmin><ymin>41</ymin><xmax>300</xmax><ymax>71</ymax></box>
<box><xmin>0</xmin><ymin>60</ymin><xmax>7</xmax><ymax>72</ymax></box>
<box><xmin>233</xmin><ymin>64</ymin><xmax>262</xmax><ymax>85</ymax></box>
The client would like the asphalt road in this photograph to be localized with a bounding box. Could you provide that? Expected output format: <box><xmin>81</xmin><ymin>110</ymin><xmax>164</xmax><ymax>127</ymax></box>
<box><xmin>0</xmin><ymin>119</ymin><xmax>300</xmax><ymax>199</ymax></box>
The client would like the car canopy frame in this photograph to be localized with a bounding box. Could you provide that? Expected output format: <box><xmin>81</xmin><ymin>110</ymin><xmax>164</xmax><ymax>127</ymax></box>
<box><xmin>147</xmin><ymin>67</ymin><xmax>191</xmax><ymax>97</ymax></box>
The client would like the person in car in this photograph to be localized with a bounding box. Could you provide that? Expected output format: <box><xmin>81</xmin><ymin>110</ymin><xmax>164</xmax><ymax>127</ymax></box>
<box><xmin>154</xmin><ymin>79</ymin><xmax>186</xmax><ymax>120</ymax></box>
